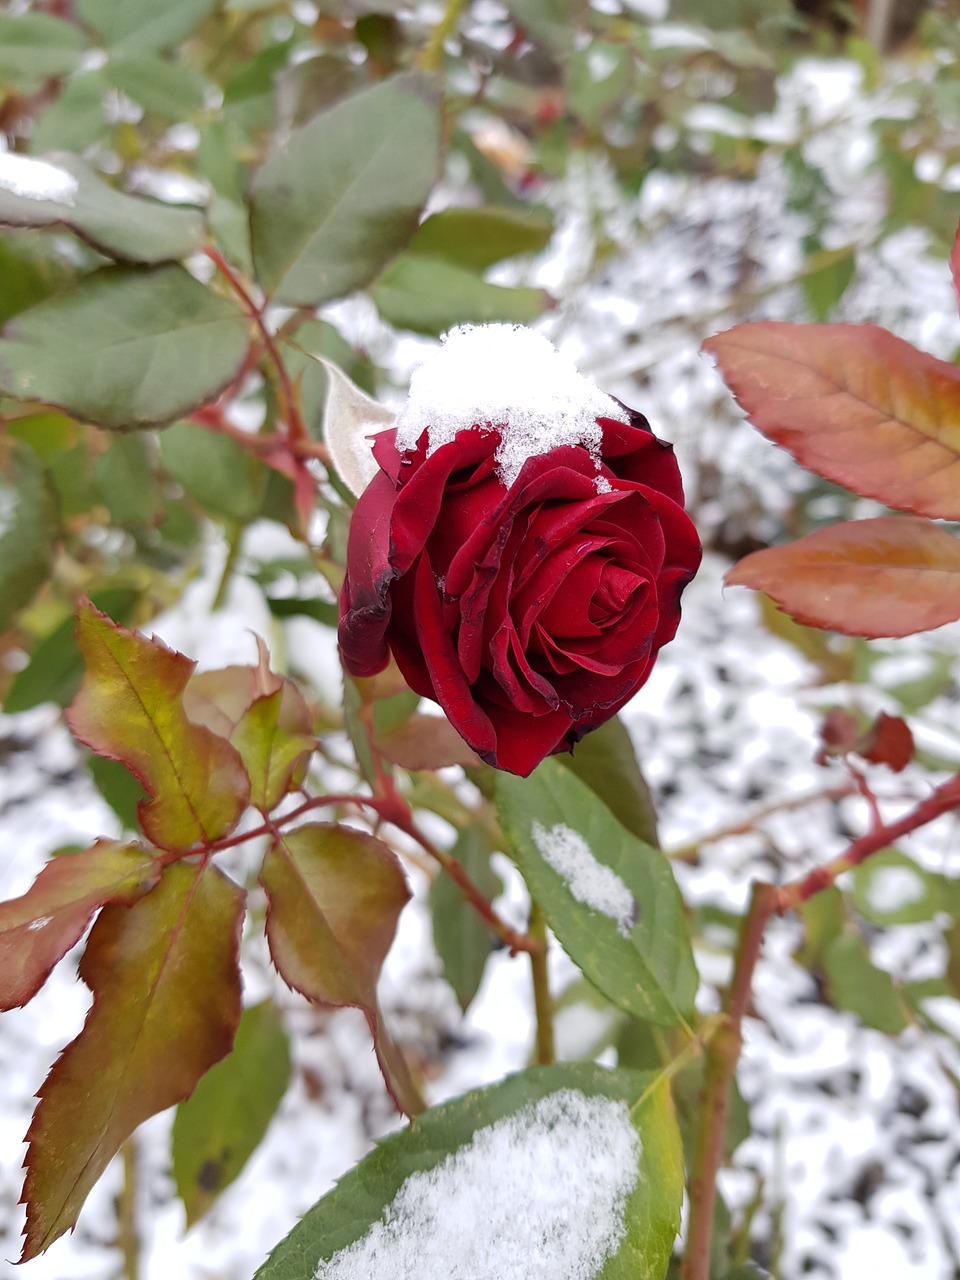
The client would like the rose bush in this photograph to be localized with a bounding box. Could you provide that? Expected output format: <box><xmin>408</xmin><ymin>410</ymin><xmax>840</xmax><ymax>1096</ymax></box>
<box><xmin>338</xmin><ymin>406</ymin><xmax>701</xmax><ymax>776</ymax></box>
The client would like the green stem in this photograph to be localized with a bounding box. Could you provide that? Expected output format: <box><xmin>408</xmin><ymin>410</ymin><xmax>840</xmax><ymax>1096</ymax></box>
<box><xmin>211</xmin><ymin>520</ymin><xmax>243</xmax><ymax>612</ymax></box>
<box><xmin>418</xmin><ymin>0</ymin><xmax>469</xmax><ymax>71</ymax></box>
<box><xmin>117</xmin><ymin>1138</ymin><xmax>140</xmax><ymax>1280</ymax></box>
<box><xmin>528</xmin><ymin>902</ymin><xmax>554</xmax><ymax>1065</ymax></box>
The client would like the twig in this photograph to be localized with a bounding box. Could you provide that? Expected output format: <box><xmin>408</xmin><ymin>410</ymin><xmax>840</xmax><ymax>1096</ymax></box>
<box><xmin>666</xmin><ymin>783</ymin><xmax>855</xmax><ymax>863</ymax></box>
<box><xmin>528</xmin><ymin>903</ymin><xmax>554</xmax><ymax>1064</ymax></box>
<box><xmin>418</xmin><ymin>0</ymin><xmax>469</xmax><ymax>70</ymax></box>
<box><xmin>116</xmin><ymin>1138</ymin><xmax>140</xmax><ymax>1280</ymax></box>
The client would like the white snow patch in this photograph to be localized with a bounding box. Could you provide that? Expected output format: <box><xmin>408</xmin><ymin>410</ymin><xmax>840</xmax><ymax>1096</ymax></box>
<box><xmin>531</xmin><ymin>821</ymin><xmax>635</xmax><ymax>937</ymax></box>
<box><xmin>867</xmin><ymin>866</ymin><xmax>926</xmax><ymax>914</ymax></box>
<box><xmin>394</xmin><ymin>325</ymin><xmax>628</xmax><ymax>488</ymax></box>
<box><xmin>0</xmin><ymin>153</ymin><xmax>78</xmax><ymax>205</ymax></box>
<box><xmin>313</xmin><ymin>1089</ymin><xmax>640</xmax><ymax>1280</ymax></box>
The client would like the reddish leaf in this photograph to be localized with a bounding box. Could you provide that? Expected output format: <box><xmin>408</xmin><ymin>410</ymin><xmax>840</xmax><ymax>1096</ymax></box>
<box><xmin>704</xmin><ymin>322</ymin><xmax>960</xmax><ymax>518</ymax></box>
<box><xmin>21</xmin><ymin>860</ymin><xmax>244</xmax><ymax>1260</ymax></box>
<box><xmin>376</xmin><ymin>712</ymin><xmax>482</xmax><ymax>770</ymax></box>
<box><xmin>0</xmin><ymin>841</ymin><xmax>160</xmax><ymax>1010</ymax></box>
<box><xmin>260</xmin><ymin>823</ymin><xmax>422</xmax><ymax>1116</ymax></box>
<box><xmin>858</xmin><ymin>711</ymin><xmax>915</xmax><ymax>772</ymax></box>
<box><xmin>816</xmin><ymin>708</ymin><xmax>861</xmax><ymax>764</ymax></box>
<box><xmin>184</xmin><ymin>641</ymin><xmax>314</xmax><ymax>812</ymax></box>
<box><xmin>66</xmin><ymin>600</ymin><xmax>250</xmax><ymax>852</ymax></box>
<box><xmin>727</xmin><ymin>517</ymin><xmax>960</xmax><ymax>638</ymax></box>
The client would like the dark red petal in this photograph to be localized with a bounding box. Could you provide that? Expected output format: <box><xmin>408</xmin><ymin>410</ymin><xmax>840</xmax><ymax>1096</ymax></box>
<box><xmin>598</xmin><ymin>418</ymin><xmax>686</xmax><ymax>504</ymax></box>
<box><xmin>337</xmin><ymin>471</ymin><xmax>399</xmax><ymax>677</ymax></box>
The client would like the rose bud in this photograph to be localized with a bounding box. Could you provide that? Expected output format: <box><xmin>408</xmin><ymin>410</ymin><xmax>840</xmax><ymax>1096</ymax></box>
<box><xmin>337</xmin><ymin>325</ymin><xmax>701</xmax><ymax>777</ymax></box>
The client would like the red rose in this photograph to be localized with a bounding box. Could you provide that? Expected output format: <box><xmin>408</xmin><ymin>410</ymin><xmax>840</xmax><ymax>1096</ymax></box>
<box><xmin>337</xmin><ymin>407</ymin><xmax>700</xmax><ymax>777</ymax></box>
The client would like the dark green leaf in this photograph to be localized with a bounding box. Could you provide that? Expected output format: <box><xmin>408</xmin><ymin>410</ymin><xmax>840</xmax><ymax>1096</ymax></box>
<box><xmin>822</xmin><ymin>930</ymin><xmax>910</xmax><ymax>1035</ymax></box>
<box><xmin>496</xmin><ymin>759</ymin><xmax>697</xmax><ymax>1026</ymax></box>
<box><xmin>88</xmin><ymin>755</ymin><xmax>148</xmax><ymax>833</ymax></box>
<box><xmin>0</xmin><ymin>155</ymin><xmax>204</xmax><ymax>265</ymax></box>
<box><xmin>5</xmin><ymin>587</ymin><xmax>139</xmax><ymax>713</ymax></box>
<box><xmin>430</xmin><ymin>825</ymin><xmax>501</xmax><ymax>1013</ymax></box>
<box><xmin>560</xmin><ymin>716</ymin><xmax>659</xmax><ymax>847</ymax></box>
<box><xmin>30</xmin><ymin>72</ymin><xmax>110</xmax><ymax>153</ymax></box>
<box><xmin>255</xmin><ymin>1063</ymin><xmax>682</xmax><ymax>1280</ymax></box>
<box><xmin>0</xmin><ymin>232</ymin><xmax>87</xmax><ymax>327</ymax></box>
<box><xmin>106</xmin><ymin>55</ymin><xmax>209</xmax><ymax>116</ymax></box>
<box><xmin>159</xmin><ymin>422</ymin><xmax>269</xmax><ymax>521</ymax></box>
<box><xmin>0</xmin><ymin>443</ymin><xmax>59</xmax><ymax>630</ymax></box>
<box><xmin>173</xmin><ymin>1000</ymin><xmax>292</xmax><ymax>1225</ymax></box>
<box><xmin>94</xmin><ymin>433</ymin><xmax>159</xmax><ymax>527</ymax></box>
<box><xmin>801</xmin><ymin>247</ymin><xmax>855</xmax><ymax>322</ymax></box>
<box><xmin>370</xmin><ymin>255</ymin><xmax>549</xmax><ymax>335</ymax></box>
<box><xmin>0</xmin><ymin>14</ymin><xmax>87</xmax><ymax>92</ymax></box>
<box><xmin>249</xmin><ymin>74</ymin><xmax>441</xmax><ymax>306</ymax></box>
<box><xmin>76</xmin><ymin>0</ymin><xmax>218</xmax><ymax>55</ymax></box>
<box><xmin>567</xmin><ymin>43</ymin><xmax>633</xmax><ymax>126</ymax></box>
<box><xmin>406</xmin><ymin>206</ymin><xmax>554</xmax><ymax>271</ymax></box>
<box><xmin>0</xmin><ymin>265</ymin><xmax>249</xmax><ymax>429</ymax></box>
<box><xmin>503</xmin><ymin>0</ymin><xmax>575</xmax><ymax>52</ymax></box>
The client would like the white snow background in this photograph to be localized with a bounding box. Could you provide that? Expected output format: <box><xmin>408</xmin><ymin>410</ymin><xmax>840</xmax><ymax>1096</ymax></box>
<box><xmin>3</xmin><ymin>46</ymin><xmax>960</xmax><ymax>1280</ymax></box>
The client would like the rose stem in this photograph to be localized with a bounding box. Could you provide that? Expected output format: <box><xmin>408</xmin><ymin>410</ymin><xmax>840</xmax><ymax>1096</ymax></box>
<box><xmin>682</xmin><ymin>770</ymin><xmax>960</xmax><ymax>1280</ymax></box>
<box><xmin>527</xmin><ymin>902</ymin><xmax>555</xmax><ymax>1064</ymax></box>
<box><xmin>117</xmin><ymin>1138</ymin><xmax>141</xmax><ymax>1280</ymax></box>
<box><xmin>418</xmin><ymin>0</ymin><xmax>469</xmax><ymax>71</ymax></box>
<box><xmin>205</xmin><ymin>246</ymin><xmax>323</xmax><ymax>459</ymax></box>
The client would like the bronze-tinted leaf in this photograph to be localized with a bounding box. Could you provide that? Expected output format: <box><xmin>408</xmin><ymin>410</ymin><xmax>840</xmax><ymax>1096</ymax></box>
<box><xmin>0</xmin><ymin>840</ymin><xmax>159</xmax><ymax>1010</ymax></box>
<box><xmin>376</xmin><ymin>712</ymin><xmax>482</xmax><ymax>770</ymax></box>
<box><xmin>727</xmin><ymin>517</ymin><xmax>960</xmax><ymax>638</ymax></box>
<box><xmin>260</xmin><ymin>823</ymin><xmax>421</xmax><ymax>1115</ymax></box>
<box><xmin>21</xmin><ymin>860</ymin><xmax>244</xmax><ymax>1259</ymax></box>
<box><xmin>66</xmin><ymin>600</ymin><xmax>250</xmax><ymax>851</ymax></box>
<box><xmin>704</xmin><ymin>322</ymin><xmax>960</xmax><ymax>518</ymax></box>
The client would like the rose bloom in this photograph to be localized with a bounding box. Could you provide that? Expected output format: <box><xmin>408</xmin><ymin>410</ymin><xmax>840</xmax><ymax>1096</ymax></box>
<box><xmin>337</xmin><ymin>402</ymin><xmax>700</xmax><ymax>777</ymax></box>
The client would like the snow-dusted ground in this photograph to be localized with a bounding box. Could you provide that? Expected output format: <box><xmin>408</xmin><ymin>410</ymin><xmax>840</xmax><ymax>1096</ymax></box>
<box><xmin>3</xmin><ymin>50</ymin><xmax>960</xmax><ymax>1280</ymax></box>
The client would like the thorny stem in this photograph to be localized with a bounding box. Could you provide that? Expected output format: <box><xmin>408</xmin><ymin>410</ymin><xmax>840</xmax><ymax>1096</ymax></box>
<box><xmin>211</xmin><ymin>520</ymin><xmax>242</xmax><ymax>611</ymax></box>
<box><xmin>683</xmin><ymin>771</ymin><xmax>960</xmax><ymax>1280</ymax></box>
<box><xmin>205</xmin><ymin>247</ymin><xmax>324</xmax><ymax>459</ymax></box>
<box><xmin>528</xmin><ymin>902</ymin><xmax>554</xmax><ymax>1064</ymax></box>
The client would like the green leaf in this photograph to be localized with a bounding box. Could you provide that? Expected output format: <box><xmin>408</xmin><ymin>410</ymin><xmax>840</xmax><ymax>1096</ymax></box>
<box><xmin>503</xmin><ymin>0</ymin><xmax>575</xmax><ymax>53</ymax></box>
<box><xmin>567</xmin><ymin>43</ymin><xmax>633</xmax><ymax>126</ymax></box>
<box><xmin>370</xmin><ymin>255</ymin><xmax>549</xmax><ymax>335</ymax></box>
<box><xmin>559</xmin><ymin>715</ymin><xmax>659</xmax><ymax>847</ymax></box>
<box><xmin>801</xmin><ymin>246</ymin><xmax>855</xmax><ymax>322</ymax></box>
<box><xmin>0</xmin><ymin>840</ymin><xmax>160</xmax><ymax>1010</ymax></box>
<box><xmin>5</xmin><ymin>586</ymin><xmax>139</xmax><ymax>713</ymax></box>
<box><xmin>76</xmin><ymin>0</ymin><xmax>218</xmax><ymax>55</ymax></box>
<box><xmin>94</xmin><ymin>433</ymin><xmax>159</xmax><ymax>527</ymax></box>
<box><xmin>249</xmin><ymin>74</ymin><xmax>441</xmax><ymax>306</ymax></box>
<box><xmin>21</xmin><ymin>859</ymin><xmax>244</xmax><ymax>1260</ymax></box>
<box><xmin>430</xmin><ymin>825</ymin><xmax>501</xmax><ymax>1013</ymax></box>
<box><xmin>851</xmin><ymin>849</ymin><xmax>946</xmax><ymax>926</ymax></box>
<box><xmin>173</xmin><ymin>1000</ymin><xmax>292</xmax><ymax>1225</ymax></box>
<box><xmin>0</xmin><ymin>265</ymin><xmax>249</xmax><ymax>429</ymax></box>
<box><xmin>66</xmin><ymin>599</ymin><xmax>250</xmax><ymax>852</ymax></box>
<box><xmin>0</xmin><ymin>155</ymin><xmax>205</xmax><ymax>265</ymax></box>
<box><xmin>88</xmin><ymin>754</ymin><xmax>148</xmax><ymax>833</ymax></box>
<box><xmin>0</xmin><ymin>442</ymin><xmax>59</xmax><ymax>630</ymax></box>
<box><xmin>406</xmin><ymin>206</ymin><xmax>554</xmax><ymax>272</ymax></box>
<box><xmin>0</xmin><ymin>14</ymin><xmax>87</xmax><ymax>93</ymax></box>
<box><xmin>0</xmin><ymin>232</ymin><xmax>87</xmax><ymax>328</ymax></box>
<box><xmin>159</xmin><ymin>422</ymin><xmax>269</xmax><ymax>522</ymax></box>
<box><xmin>260</xmin><ymin>823</ymin><xmax>421</xmax><ymax>1116</ymax></box>
<box><xmin>106</xmin><ymin>55</ymin><xmax>209</xmax><ymax>116</ymax></box>
<box><xmin>495</xmin><ymin>759</ymin><xmax>697</xmax><ymax>1026</ymax></box>
<box><xmin>30</xmin><ymin>71</ymin><xmax>110</xmax><ymax>152</ymax></box>
<box><xmin>822</xmin><ymin>929</ymin><xmax>910</xmax><ymax>1035</ymax></box>
<box><xmin>255</xmin><ymin>1063</ymin><xmax>682</xmax><ymax>1280</ymax></box>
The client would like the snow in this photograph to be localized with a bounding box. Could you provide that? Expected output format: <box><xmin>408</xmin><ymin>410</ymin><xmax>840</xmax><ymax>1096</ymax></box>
<box><xmin>394</xmin><ymin>325</ymin><xmax>628</xmax><ymax>488</ymax></box>
<box><xmin>0</xmin><ymin>153</ymin><xmax>78</xmax><ymax>205</ymax></box>
<box><xmin>313</xmin><ymin>1089</ymin><xmax>640</xmax><ymax>1280</ymax></box>
<box><xmin>531</xmin><ymin>821</ymin><xmax>635</xmax><ymax>938</ymax></box>
<box><xmin>866</xmin><ymin>866</ymin><xmax>927</xmax><ymax>914</ymax></box>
